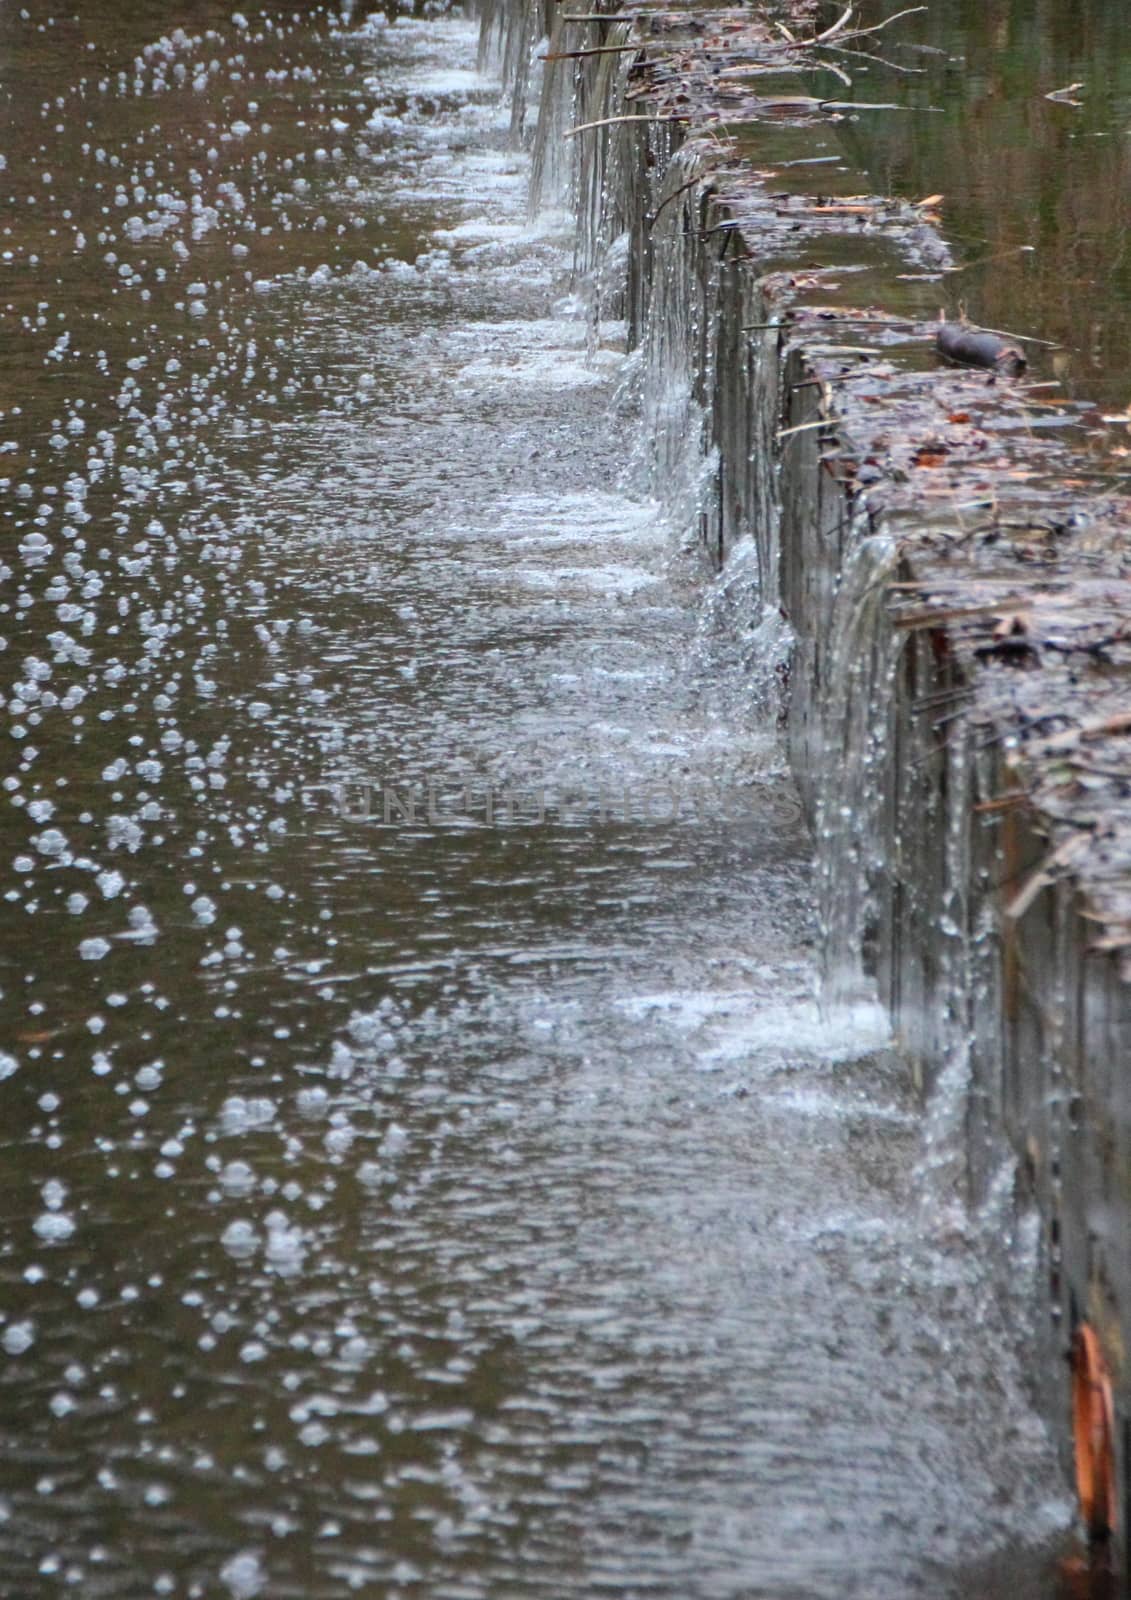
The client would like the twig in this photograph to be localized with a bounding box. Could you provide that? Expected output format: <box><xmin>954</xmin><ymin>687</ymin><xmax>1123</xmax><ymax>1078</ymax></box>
<box><xmin>968</xmin><ymin>320</ymin><xmax>1062</xmax><ymax>349</ymax></box>
<box><xmin>790</xmin><ymin>370</ymin><xmax>887</xmax><ymax>388</ymax></box>
<box><xmin>1007</xmin><ymin>833</ymin><xmax>1090</xmax><ymax>920</ymax></box>
<box><xmin>777</xmin><ymin>417</ymin><xmax>835</xmax><ymax>439</ymax></box>
<box><xmin>824</xmin><ymin>42</ymin><xmax>925</xmax><ymax>73</ymax></box>
<box><xmin>847</xmin><ymin>4</ymin><xmax>928</xmax><ymax>39</ymax></box>
<box><xmin>648</xmin><ymin>171</ymin><xmax>716</xmax><ymax>231</ymax></box>
<box><xmin>814</xmin><ymin>4</ymin><xmax>855</xmax><ymax>43</ymax></box>
<box><xmin>556</xmin><ymin>4</ymin><xmax>762</xmax><ymax>11</ymax></box>
<box><xmin>818</xmin><ymin>57</ymin><xmax>854</xmax><ymax>87</ymax></box>
<box><xmin>565</xmin><ymin>112</ymin><xmax>687</xmax><ymax>136</ymax></box>
<box><xmin>818</xmin><ymin>98</ymin><xmax>927</xmax><ymax>111</ymax></box>
<box><xmin>974</xmin><ymin>792</ymin><xmax>1028</xmax><ymax>815</ymax></box>
<box><xmin>944</xmin><ymin>244</ymin><xmax>1036</xmax><ymax>275</ymax></box>
<box><xmin>744</xmin><ymin>316</ymin><xmax>926</xmax><ymax>330</ymax></box>
<box><xmin>776</xmin><ymin>5</ymin><xmax>927</xmax><ymax>49</ymax></box>
<box><xmin>539</xmin><ymin>42</ymin><xmax>642</xmax><ymax>61</ymax></box>
<box><xmin>913</xmin><ymin>684</ymin><xmax>974</xmax><ymax>711</ymax></box>
<box><xmin>893</xmin><ymin>600</ymin><xmax>1028</xmax><ymax>629</ymax></box>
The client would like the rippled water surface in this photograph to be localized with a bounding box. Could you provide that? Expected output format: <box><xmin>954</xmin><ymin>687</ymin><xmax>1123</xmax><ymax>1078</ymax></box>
<box><xmin>0</xmin><ymin>5</ymin><xmax>1080</xmax><ymax>1597</ymax></box>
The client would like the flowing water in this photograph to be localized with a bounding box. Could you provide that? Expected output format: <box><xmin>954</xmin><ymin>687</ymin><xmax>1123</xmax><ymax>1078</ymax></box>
<box><xmin>0</xmin><ymin>4</ymin><xmax>1084</xmax><ymax>1597</ymax></box>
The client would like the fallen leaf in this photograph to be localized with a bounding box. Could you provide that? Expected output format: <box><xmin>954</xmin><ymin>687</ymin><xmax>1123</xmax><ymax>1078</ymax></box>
<box><xmin>911</xmin><ymin>446</ymin><xmax>949</xmax><ymax>467</ymax></box>
<box><xmin>917</xmin><ymin>192</ymin><xmax>944</xmax><ymax>208</ymax></box>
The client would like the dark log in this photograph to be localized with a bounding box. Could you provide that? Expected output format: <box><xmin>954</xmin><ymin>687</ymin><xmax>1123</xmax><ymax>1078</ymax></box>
<box><xmin>936</xmin><ymin>322</ymin><xmax>1027</xmax><ymax>376</ymax></box>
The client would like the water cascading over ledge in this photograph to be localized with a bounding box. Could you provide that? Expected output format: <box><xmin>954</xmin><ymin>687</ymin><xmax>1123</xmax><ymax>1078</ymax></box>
<box><xmin>483</xmin><ymin>0</ymin><xmax>1131</xmax><ymax>1576</ymax></box>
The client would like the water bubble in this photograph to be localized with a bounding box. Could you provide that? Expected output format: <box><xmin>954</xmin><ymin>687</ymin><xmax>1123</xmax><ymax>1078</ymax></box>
<box><xmin>3</xmin><ymin>1322</ymin><xmax>36</xmax><ymax>1355</ymax></box>
<box><xmin>34</xmin><ymin>1212</ymin><xmax>76</xmax><ymax>1243</ymax></box>
<box><xmin>220</xmin><ymin>1096</ymin><xmax>276</xmax><ymax>1135</ymax></box>
<box><xmin>295</xmin><ymin>1086</ymin><xmax>328</xmax><ymax>1119</ymax></box>
<box><xmin>263</xmin><ymin>1211</ymin><xmax>305</xmax><ymax>1275</ymax></box>
<box><xmin>220</xmin><ymin>1161</ymin><xmax>256</xmax><ymax>1198</ymax></box>
<box><xmin>379</xmin><ymin>1122</ymin><xmax>408</xmax><ymax>1158</ymax></box>
<box><xmin>220</xmin><ymin>1551</ymin><xmax>265</xmax><ymax>1600</ymax></box>
<box><xmin>220</xmin><ymin>1219</ymin><xmax>260</xmax><ymax>1260</ymax></box>
<box><xmin>34</xmin><ymin>829</ymin><xmax>69</xmax><ymax>858</ymax></box>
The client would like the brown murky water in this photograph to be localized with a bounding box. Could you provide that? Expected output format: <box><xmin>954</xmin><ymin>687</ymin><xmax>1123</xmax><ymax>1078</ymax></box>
<box><xmin>0</xmin><ymin>3</ymin><xmax>1097</xmax><ymax>1597</ymax></box>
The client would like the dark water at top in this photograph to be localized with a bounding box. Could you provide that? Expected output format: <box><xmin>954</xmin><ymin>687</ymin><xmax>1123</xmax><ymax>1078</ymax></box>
<box><xmin>817</xmin><ymin>0</ymin><xmax>1131</xmax><ymax>408</ymax></box>
<box><xmin>0</xmin><ymin>3</ymin><xmax>1087</xmax><ymax>1597</ymax></box>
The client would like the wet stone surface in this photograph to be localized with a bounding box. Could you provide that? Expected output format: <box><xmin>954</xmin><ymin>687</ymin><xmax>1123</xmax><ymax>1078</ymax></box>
<box><xmin>0</xmin><ymin>5</ymin><xmax>1077</xmax><ymax>1598</ymax></box>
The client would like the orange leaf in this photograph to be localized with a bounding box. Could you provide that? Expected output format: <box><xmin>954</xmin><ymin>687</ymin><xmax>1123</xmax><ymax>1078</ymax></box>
<box><xmin>911</xmin><ymin>448</ymin><xmax>948</xmax><ymax>467</ymax></box>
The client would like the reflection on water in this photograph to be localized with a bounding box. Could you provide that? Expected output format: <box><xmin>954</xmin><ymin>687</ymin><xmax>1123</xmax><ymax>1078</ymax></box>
<box><xmin>827</xmin><ymin>0</ymin><xmax>1131</xmax><ymax>400</ymax></box>
<box><xmin>0</xmin><ymin>3</ymin><xmax>1080</xmax><ymax>1597</ymax></box>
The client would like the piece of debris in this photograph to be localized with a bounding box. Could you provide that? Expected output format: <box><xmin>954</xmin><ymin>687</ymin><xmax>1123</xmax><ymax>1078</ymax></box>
<box><xmin>936</xmin><ymin>321</ymin><xmax>1027</xmax><ymax>376</ymax></box>
<box><xmin>1045</xmin><ymin>81</ymin><xmax>1084</xmax><ymax>105</ymax></box>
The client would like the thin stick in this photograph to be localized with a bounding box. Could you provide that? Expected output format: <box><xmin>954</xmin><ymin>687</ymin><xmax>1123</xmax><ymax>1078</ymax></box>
<box><xmin>777</xmin><ymin>417</ymin><xmax>836</xmax><ymax>439</ymax></box>
<box><xmin>825</xmin><ymin>42</ymin><xmax>925</xmax><ymax>73</ymax></box>
<box><xmin>814</xmin><ymin>4</ymin><xmax>854</xmax><ymax>43</ymax></box>
<box><xmin>843</xmin><ymin>4</ymin><xmax>927</xmax><ymax>39</ymax></box>
<box><xmin>817</xmin><ymin>98</ymin><xmax>925</xmax><ymax>110</ymax></box>
<box><xmin>556</xmin><ymin>5</ymin><xmax>763</xmax><ymax>15</ymax></box>
<box><xmin>775</xmin><ymin>5</ymin><xmax>927</xmax><ymax>49</ymax></box>
<box><xmin>790</xmin><ymin>369</ymin><xmax>888</xmax><ymax>387</ymax></box>
<box><xmin>648</xmin><ymin>170</ymin><xmax>716</xmax><ymax>231</ymax></box>
<box><xmin>564</xmin><ymin>112</ymin><xmax>687</xmax><ymax>136</ymax></box>
<box><xmin>971</xmin><ymin>321</ymin><xmax>1062</xmax><ymax>349</ymax></box>
<box><xmin>944</xmin><ymin>244</ymin><xmax>1036</xmax><ymax>275</ymax></box>
<box><xmin>539</xmin><ymin>42</ymin><xmax>642</xmax><ymax>60</ymax></box>
<box><xmin>818</xmin><ymin>56</ymin><xmax>853</xmax><ymax>87</ymax></box>
<box><xmin>744</xmin><ymin>317</ymin><xmax>927</xmax><ymax>331</ymax></box>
